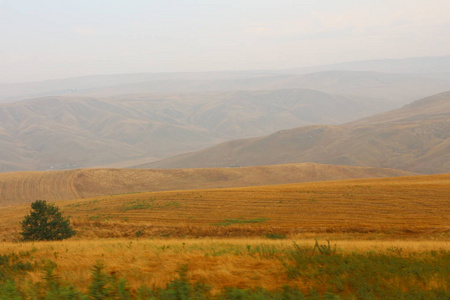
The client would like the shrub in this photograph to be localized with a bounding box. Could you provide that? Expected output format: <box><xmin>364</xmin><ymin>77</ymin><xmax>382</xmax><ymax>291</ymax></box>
<box><xmin>264</xmin><ymin>233</ymin><xmax>286</xmax><ymax>240</ymax></box>
<box><xmin>21</xmin><ymin>200</ymin><xmax>75</xmax><ymax>241</ymax></box>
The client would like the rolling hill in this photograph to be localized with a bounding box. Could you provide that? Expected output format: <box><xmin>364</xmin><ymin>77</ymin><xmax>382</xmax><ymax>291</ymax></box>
<box><xmin>143</xmin><ymin>91</ymin><xmax>450</xmax><ymax>174</ymax></box>
<box><xmin>3</xmin><ymin>56</ymin><xmax>450</xmax><ymax>173</ymax></box>
<box><xmin>0</xmin><ymin>89</ymin><xmax>392</xmax><ymax>172</ymax></box>
<box><xmin>0</xmin><ymin>173</ymin><xmax>448</xmax><ymax>240</ymax></box>
<box><xmin>0</xmin><ymin>163</ymin><xmax>415</xmax><ymax>207</ymax></box>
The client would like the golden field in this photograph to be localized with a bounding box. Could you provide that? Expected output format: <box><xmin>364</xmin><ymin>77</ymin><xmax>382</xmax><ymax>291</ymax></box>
<box><xmin>1</xmin><ymin>238</ymin><xmax>449</xmax><ymax>293</ymax></box>
<box><xmin>0</xmin><ymin>173</ymin><xmax>449</xmax><ymax>297</ymax></box>
<box><xmin>0</xmin><ymin>173</ymin><xmax>448</xmax><ymax>241</ymax></box>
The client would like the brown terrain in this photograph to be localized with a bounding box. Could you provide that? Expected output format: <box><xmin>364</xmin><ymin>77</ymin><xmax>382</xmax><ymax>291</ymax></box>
<box><xmin>0</xmin><ymin>88</ymin><xmax>390</xmax><ymax>173</ymax></box>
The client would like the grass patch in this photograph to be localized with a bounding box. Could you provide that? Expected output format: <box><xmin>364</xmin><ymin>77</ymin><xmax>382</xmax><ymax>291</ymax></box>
<box><xmin>121</xmin><ymin>199</ymin><xmax>180</xmax><ymax>212</ymax></box>
<box><xmin>164</xmin><ymin>201</ymin><xmax>180</xmax><ymax>207</ymax></box>
<box><xmin>265</xmin><ymin>233</ymin><xmax>286</xmax><ymax>239</ymax></box>
<box><xmin>88</xmin><ymin>215</ymin><xmax>112</xmax><ymax>221</ymax></box>
<box><xmin>121</xmin><ymin>199</ymin><xmax>155</xmax><ymax>211</ymax></box>
<box><xmin>282</xmin><ymin>242</ymin><xmax>450</xmax><ymax>299</ymax></box>
<box><xmin>213</xmin><ymin>218</ymin><xmax>268</xmax><ymax>226</ymax></box>
<box><xmin>67</xmin><ymin>200</ymin><xmax>99</xmax><ymax>208</ymax></box>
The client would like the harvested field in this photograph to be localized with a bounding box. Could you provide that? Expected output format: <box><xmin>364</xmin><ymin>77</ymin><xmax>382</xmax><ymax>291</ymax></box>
<box><xmin>0</xmin><ymin>163</ymin><xmax>415</xmax><ymax>207</ymax></box>
<box><xmin>1</xmin><ymin>173</ymin><xmax>448</xmax><ymax>241</ymax></box>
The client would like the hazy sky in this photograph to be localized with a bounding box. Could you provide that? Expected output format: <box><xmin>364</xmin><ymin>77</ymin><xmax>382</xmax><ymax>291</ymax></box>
<box><xmin>1</xmin><ymin>0</ymin><xmax>450</xmax><ymax>83</ymax></box>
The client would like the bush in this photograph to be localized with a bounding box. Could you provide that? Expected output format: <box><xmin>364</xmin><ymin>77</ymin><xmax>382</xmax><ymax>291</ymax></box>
<box><xmin>264</xmin><ymin>233</ymin><xmax>286</xmax><ymax>240</ymax></box>
<box><xmin>21</xmin><ymin>200</ymin><xmax>75</xmax><ymax>241</ymax></box>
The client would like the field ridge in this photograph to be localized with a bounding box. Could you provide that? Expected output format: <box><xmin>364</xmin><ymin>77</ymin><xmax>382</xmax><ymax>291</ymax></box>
<box><xmin>0</xmin><ymin>163</ymin><xmax>415</xmax><ymax>207</ymax></box>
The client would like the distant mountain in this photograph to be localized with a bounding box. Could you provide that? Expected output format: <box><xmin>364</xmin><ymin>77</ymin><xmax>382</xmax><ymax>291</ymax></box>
<box><xmin>0</xmin><ymin>163</ymin><xmax>416</xmax><ymax>207</ymax></box>
<box><xmin>263</xmin><ymin>71</ymin><xmax>450</xmax><ymax>104</ymax></box>
<box><xmin>0</xmin><ymin>70</ymin><xmax>274</xmax><ymax>103</ymax></box>
<box><xmin>143</xmin><ymin>91</ymin><xmax>450</xmax><ymax>174</ymax></box>
<box><xmin>0</xmin><ymin>88</ymin><xmax>388</xmax><ymax>172</ymax></box>
<box><xmin>48</xmin><ymin>70</ymin><xmax>450</xmax><ymax>107</ymax></box>
<box><xmin>0</xmin><ymin>96</ymin><xmax>210</xmax><ymax>172</ymax></box>
<box><xmin>2</xmin><ymin>56</ymin><xmax>450</xmax><ymax>104</ymax></box>
<box><xmin>3</xmin><ymin>56</ymin><xmax>450</xmax><ymax>173</ymax></box>
<box><xmin>290</xmin><ymin>56</ymin><xmax>450</xmax><ymax>76</ymax></box>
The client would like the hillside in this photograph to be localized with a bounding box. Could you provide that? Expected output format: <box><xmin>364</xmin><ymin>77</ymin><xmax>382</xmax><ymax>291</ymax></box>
<box><xmin>265</xmin><ymin>71</ymin><xmax>450</xmax><ymax>104</ymax></box>
<box><xmin>143</xmin><ymin>91</ymin><xmax>450</xmax><ymax>174</ymax></box>
<box><xmin>0</xmin><ymin>163</ymin><xmax>415</xmax><ymax>207</ymax></box>
<box><xmin>0</xmin><ymin>89</ymin><xmax>390</xmax><ymax>172</ymax></box>
<box><xmin>0</xmin><ymin>173</ymin><xmax>448</xmax><ymax>240</ymax></box>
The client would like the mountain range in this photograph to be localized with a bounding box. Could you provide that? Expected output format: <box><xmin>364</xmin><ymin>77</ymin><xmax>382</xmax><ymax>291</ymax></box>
<box><xmin>1</xmin><ymin>56</ymin><xmax>450</xmax><ymax>174</ymax></box>
<box><xmin>0</xmin><ymin>88</ymin><xmax>395</xmax><ymax>172</ymax></box>
<box><xmin>2</xmin><ymin>56</ymin><xmax>450</xmax><ymax>104</ymax></box>
<box><xmin>142</xmin><ymin>91</ymin><xmax>450</xmax><ymax>174</ymax></box>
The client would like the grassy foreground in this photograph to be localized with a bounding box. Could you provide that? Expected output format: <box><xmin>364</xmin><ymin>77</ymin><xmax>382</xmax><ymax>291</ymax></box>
<box><xmin>1</xmin><ymin>238</ymin><xmax>449</xmax><ymax>299</ymax></box>
<box><xmin>1</xmin><ymin>174</ymin><xmax>449</xmax><ymax>298</ymax></box>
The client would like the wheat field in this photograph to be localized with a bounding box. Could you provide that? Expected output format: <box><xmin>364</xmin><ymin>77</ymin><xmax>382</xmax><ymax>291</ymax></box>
<box><xmin>0</xmin><ymin>173</ymin><xmax>449</xmax><ymax>297</ymax></box>
<box><xmin>1</xmin><ymin>173</ymin><xmax>448</xmax><ymax>241</ymax></box>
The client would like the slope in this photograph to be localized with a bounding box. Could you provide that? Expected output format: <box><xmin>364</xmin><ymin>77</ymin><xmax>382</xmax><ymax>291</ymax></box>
<box><xmin>144</xmin><ymin>91</ymin><xmax>450</xmax><ymax>174</ymax></box>
<box><xmin>0</xmin><ymin>163</ymin><xmax>415</xmax><ymax>207</ymax></box>
<box><xmin>0</xmin><ymin>88</ymin><xmax>390</xmax><ymax>172</ymax></box>
<box><xmin>0</xmin><ymin>173</ymin><xmax>448</xmax><ymax>240</ymax></box>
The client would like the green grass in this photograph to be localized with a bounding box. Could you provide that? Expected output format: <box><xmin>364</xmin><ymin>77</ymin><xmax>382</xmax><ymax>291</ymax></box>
<box><xmin>213</xmin><ymin>218</ymin><xmax>268</xmax><ymax>226</ymax></box>
<box><xmin>265</xmin><ymin>233</ymin><xmax>287</xmax><ymax>240</ymax></box>
<box><xmin>282</xmin><ymin>242</ymin><xmax>450</xmax><ymax>299</ymax></box>
<box><xmin>121</xmin><ymin>199</ymin><xmax>155</xmax><ymax>211</ymax></box>
<box><xmin>121</xmin><ymin>199</ymin><xmax>180</xmax><ymax>212</ymax></box>
<box><xmin>0</xmin><ymin>242</ymin><xmax>449</xmax><ymax>299</ymax></box>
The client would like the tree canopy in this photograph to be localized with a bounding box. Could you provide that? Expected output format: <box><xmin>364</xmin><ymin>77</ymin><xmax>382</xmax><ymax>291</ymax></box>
<box><xmin>21</xmin><ymin>200</ymin><xmax>75</xmax><ymax>241</ymax></box>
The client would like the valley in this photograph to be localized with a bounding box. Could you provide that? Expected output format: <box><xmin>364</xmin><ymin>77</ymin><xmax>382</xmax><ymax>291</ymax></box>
<box><xmin>2</xmin><ymin>2</ymin><xmax>450</xmax><ymax>298</ymax></box>
<box><xmin>146</xmin><ymin>91</ymin><xmax>450</xmax><ymax>174</ymax></box>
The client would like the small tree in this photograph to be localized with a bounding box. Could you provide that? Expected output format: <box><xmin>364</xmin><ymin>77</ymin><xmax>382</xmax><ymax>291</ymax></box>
<box><xmin>21</xmin><ymin>200</ymin><xmax>75</xmax><ymax>241</ymax></box>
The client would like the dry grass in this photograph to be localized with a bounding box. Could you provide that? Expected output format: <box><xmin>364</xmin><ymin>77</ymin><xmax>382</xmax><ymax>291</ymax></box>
<box><xmin>0</xmin><ymin>173</ymin><xmax>448</xmax><ymax>241</ymax></box>
<box><xmin>0</xmin><ymin>163</ymin><xmax>415</xmax><ymax>207</ymax></box>
<box><xmin>0</xmin><ymin>238</ymin><xmax>448</xmax><ymax>293</ymax></box>
<box><xmin>0</xmin><ymin>169</ymin><xmax>80</xmax><ymax>207</ymax></box>
<box><xmin>0</xmin><ymin>173</ymin><xmax>448</xmax><ymax>296</ymax></box>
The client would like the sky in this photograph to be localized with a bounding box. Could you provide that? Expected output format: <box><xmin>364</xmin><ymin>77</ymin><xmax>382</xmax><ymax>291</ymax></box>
<box><xmin>1</xmin><ymin>0</ymin><xmax>450</xmax><ymax>83</ymax></box>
